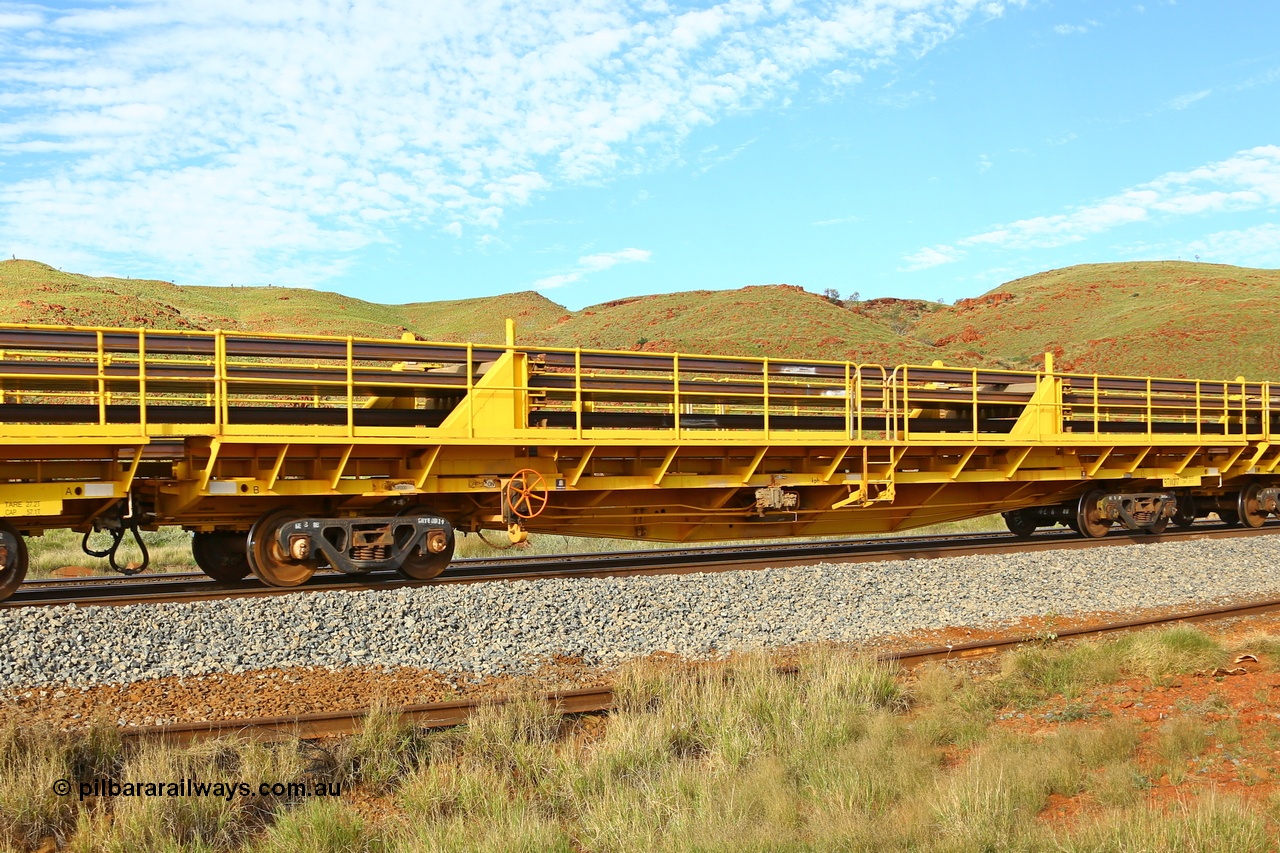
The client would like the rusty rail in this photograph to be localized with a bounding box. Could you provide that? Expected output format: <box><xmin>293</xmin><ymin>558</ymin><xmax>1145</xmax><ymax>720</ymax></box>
<box><xmin>123</xmin><ymin>593</ymin><xmax>1280</xmax><ymax>744</ymax></box>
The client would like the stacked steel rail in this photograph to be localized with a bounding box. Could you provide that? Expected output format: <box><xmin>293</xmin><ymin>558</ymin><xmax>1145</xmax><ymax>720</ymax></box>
<box><xmin>0</xmin><ymin>320</ymin><xmax>1276</xmax><ymax>598</ymax></box>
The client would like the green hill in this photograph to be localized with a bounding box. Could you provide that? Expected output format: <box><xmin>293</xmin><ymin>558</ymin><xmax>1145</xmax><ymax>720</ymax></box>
<box><xmin>0</xmin><ymin>260</ymin><xmax>564</xmax><ymax>343</ymax></box>
<box><xmin>911</xmin><ymin>261</ymin><xmax>1280</xmax><ymax>380</ymax></box>
<box><xmin>2</xmin><ymin>258</ymin><xmax>1277</xmax><ymax>381</ymax></box>
<box><xmin>524</xmin><ymin>285</ymin><xmax>950</xmax><ymax>364</ymax></box>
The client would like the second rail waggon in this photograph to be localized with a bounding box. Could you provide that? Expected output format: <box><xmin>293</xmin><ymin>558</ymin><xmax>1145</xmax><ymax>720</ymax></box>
<box><xmin>0</xmin><ymin>320</ymin><xmax>1275</xmax><ymax>600</ymax></box>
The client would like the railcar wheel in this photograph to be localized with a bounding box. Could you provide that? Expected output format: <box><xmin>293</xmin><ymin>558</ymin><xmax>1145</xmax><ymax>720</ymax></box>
<box><xmin>1237</xmin><ymin>484</ymin><xmax>1268</xmax><ymax>529</ymax></box>
<box><xmin>247</xmin><ymin>510</ymin><xmax>318</xmax><ymax>588</ymax></box>
<box><xmin>1002</xmin><ymin>510</ymin><xmax>1037</xmax><ymax>539</ymax></box>
<box><xmin>0</xmin><ymin>520</ymin><xmax>29</xmax><ymax>601</ymax></box>
<box><xmin>1171</xmin><ymin>495</ymin><xmax>1197</xmax><ymax>530</ymax></box>
<box><xmin>395</xmin><ymin>506</ymin><xmax>455</xmax><ymax>580</ymax></box>
<box><xmin>191</xmin><ymin>531</ymin><xmax>252</xmax><ymax>582</ymax></box>
<box><xmin>1218</xmin><ymin>509</ymin><xmax>1241</xmax><ymax>527</ymax></box>
<box><xmin>1075</xmin><ymin>489</ymin><xmax>1112</xmax><ymax>539</ymax></box>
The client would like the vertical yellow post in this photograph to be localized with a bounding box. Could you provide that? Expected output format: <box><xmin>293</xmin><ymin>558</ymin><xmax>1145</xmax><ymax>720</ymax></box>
<box><xmin>854</xmin><ymin>365</ymin><xmax>864</xmax><ymax>441</ymax></box>
<box><xmin>762</xmin><ymin>357</ymin><xmax>770</xmax><ymax>439</ymax></box>
<box><xmin>971</xmin><ymin>367</ymin><xmax>978</xmax><ymax>441</ymax></box>
<box><xmin>214</xmin><ymin>330</ymin><xmax>227</xmax><ymax>430</ymax></box>
<box><xmin>465</xmin><ymin>342</ymin><xmax>475</xmax><ymax>439</ymax></box>
<box><xmin>1195</xmin><ymin>379</ymin><xmax>1202</xmax><ymax>437</ymax></box>
<box><xmin>137</xmin><ymin>328</ymin><xmax>147</xmax><ymax>435</ymax></box>
<box><xmin>673</xmin><ymin>353</ymin><xmax>681</xmax><ymax>439</ymax></box>
<box><xmin>1237</xmin><ymin>377</ymin><xmax>1247</xmax><ymax>437</ymax></box>
<box><xmin>1042</xmin><ymin>350</ymin><xmax>1053</xmax><ymax>444</ymax></box>
<box><xmin>345</xmin><ymin>336</ymin><xmax>354</xmax><ymax>438</ymax></box>
<box><xmin>96</xmin><ymin>330</ymin><xmax>106</xmax><ymax>426</ymax></box>
<box><xmin>903</xmin><ymin>367</ymin><xmax>911</xmax><ymax>441</ymax></box>
<box><xmin>574</xmin><ymin>348</ymin><xmax>582</xmax><ymax>438</ymax></box>
<box><xmin>505</xmin><ymin>318</ymin><xmax>516</xmax><ymax>348</ymax></box>
<box><xmin>1264</xmin><ymin>381</ymin><xmax>1272</xmax><ymax>441</ymax></box>
<box><xmin>1093</xmin><ymin>376</ymin><xmax>1099</xmax><ymax>437</ymax></box>
<box><xmin>844</xmin><ymin>362</ymin><xmax>852</xmax><ymax>439</ymax></box>
<box><xmin>1146</xmin><ymin>377</ymin><xmax>1153</xmax><ymax>437</ymax></box>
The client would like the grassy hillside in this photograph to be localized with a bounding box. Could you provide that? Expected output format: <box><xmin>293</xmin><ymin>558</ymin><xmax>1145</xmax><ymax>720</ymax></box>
<box><xmin>3</xmin><ymin>258</ymin><xmax>1277</xmax><ymax>380</ymax></box>
<box><xmin>525</xmin><ymin>285</ymin><xmax>949</xmax><ymax>364</ymax></box>
<box><xmin>912</xmin><ymin>262</ymin><xmax>1280</xmax><ymax>380</ymax></box>
<box><xmin>0</xmin><ymin>260</ymin><xmax>564</xmax><ymax>343</ymax></box>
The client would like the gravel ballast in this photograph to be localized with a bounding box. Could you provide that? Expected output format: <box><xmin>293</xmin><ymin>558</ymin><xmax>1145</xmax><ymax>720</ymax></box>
<box><xmin>4</xmin><ymin>537</ymin><xmax>1279</xmax><ymax>690</ymax></box>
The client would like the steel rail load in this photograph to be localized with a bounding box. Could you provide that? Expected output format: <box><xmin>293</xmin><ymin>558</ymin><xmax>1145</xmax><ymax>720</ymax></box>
<box><xmin>0</xmin><ymin>319</ymin><xmax>1276</xmax><ymax>598</ymax></box>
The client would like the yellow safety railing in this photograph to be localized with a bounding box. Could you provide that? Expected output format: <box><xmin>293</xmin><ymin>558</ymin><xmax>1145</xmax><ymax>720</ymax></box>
<box><xmin>0</xmin><ymin>322</ymin><xmax>1269</xmax><ymax>445</ymax></box>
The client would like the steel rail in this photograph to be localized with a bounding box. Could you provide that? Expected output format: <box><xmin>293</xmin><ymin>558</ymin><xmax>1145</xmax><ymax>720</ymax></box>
<box><xmin>126</xmin><ymin>592</ymin><xmax>1280</xmax><ymax>745</ymax></box>
<box><xmin>10</xmin><ymin>521</ymin><xmax>1278</xmax><ymax>610</ymax></box>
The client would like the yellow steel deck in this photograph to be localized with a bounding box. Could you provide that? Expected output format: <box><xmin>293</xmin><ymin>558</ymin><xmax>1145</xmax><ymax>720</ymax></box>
<box><xmin>0</xmin><ymin>321</ymin><xmax>1273</xmax><ymax>540</ymax></box>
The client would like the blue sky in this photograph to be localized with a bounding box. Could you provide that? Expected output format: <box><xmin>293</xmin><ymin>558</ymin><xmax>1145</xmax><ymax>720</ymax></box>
<box><xmin>1</xmin><ymin>1</ymin><xmax>1277</xmax><ymax>310</ymax></box>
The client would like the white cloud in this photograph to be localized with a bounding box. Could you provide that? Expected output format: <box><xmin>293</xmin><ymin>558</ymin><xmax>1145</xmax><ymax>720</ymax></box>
<box><xmin>0</xmin><ymin>0</ymin><xmax>1014</xmax><ymax>286</ymax></box>
<box><xmin>1053</xmin><ymin>20</ymin><xmax>1097</xmax><ymax>35</ymax></box>
<box><xmin>901</xmin><ymin>244</ymin><xmax>962</xmax><ymax>271</ymax></box>
<box><xmin>0</xmin><ymin>11</ymin><xmax>41</xmax><ymax>28</ymax></box>
<box><xmin>1128</xmin><ymin>223</ymin><xmax>1280</xmax><ymax>267</ymax></box>
<box><xmin>693</xmin><ymin>138</ymin><xmax>755</xmax><ymax>175</ymax></box>
<box><xmin>1166</xmin><ymin>89</ymin><xmax>1211</xmax><ymax>110</ymax></box>
<box><xmin>977</xmin><ymin>153</ymin><xmax>992</xmax><ymax>172</ymax></box>
<box><xmin>811</xmin><ymin>214</ymin><xmax>862</xmax><ymax>226</ymax></box>
<box><xmin>903</xmin><ymin>145</ymin><xmax>1280</xmax><ymax>268</ymax></box>
<box><xmin>534</xmin><ymin>246</ymin><xmax>651</xmax><ymax>289</ymax></box>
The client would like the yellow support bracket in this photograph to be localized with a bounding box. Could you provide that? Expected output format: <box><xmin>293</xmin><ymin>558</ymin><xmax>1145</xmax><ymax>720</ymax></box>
<box><xmin>652</xmin><ymin>447</ymin><xmax>679</xmax><ymax>486</ymax></box>
<box><xmin>412</xmin><ymin>446</ymin><xmax>442</xmax><ymax>490</ymax></box>
<box><xmin>739</xmin><ymin>446</ymin><xmax>769</xmax><ymax>484</ymax></box>
<box><xmin>267</xmin><ymin>444</ymin><xmax>290</xmax><ymax>491</ymax></box>
<box><xmin>1124</xmin><ymin>446</ymin><xmax>1151</xmax><ymax>475</ymax></box>
<box><xmin>822</xmin><ymin>447</ymin><xmax>850</xmax><ymax>483</ymax></box>
<box><xmin>328</xmin><ymin>445</ymin><xmax>354</xmax><ymax>490</ymax></box>
<box><xmin>1000</xmin><ymin>446</ymin><xmax>1033</xmax><ymax>479</ymax></box>
<box><xmin>568</xmin><ymin>447</ymin><xmax>595</xmax><ymax>487</ymax></box>
<box><xmin>947</xmin><ymin>447</ymin><xmax>977</xmax><ymax>480</ymax></box>
<box><xmin>198</xmin><ymin>439</ymin><xmax>222</xmax><ymax>493</ymax></box>
<box><xmin>1085</xmin><ymin>447</ymin><xmax>1114</xmax><ymax>478</ymax></box>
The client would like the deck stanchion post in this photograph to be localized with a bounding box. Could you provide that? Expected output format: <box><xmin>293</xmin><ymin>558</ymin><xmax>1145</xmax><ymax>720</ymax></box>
<box><xmin>1264</xmin><ymin>381</ymin><xmax>1271</xmax><ymax>442</ymax></box>
<box><xmin>1093</xmin><ymin>376</ymin><xmax>1099</xmax><ymax>437</ymax></box>
<box><xmin>137</xmin><ymin>328</ymin><xmax>147</xmax><ymax>435</ymax></box>
<box><xmin>971</xmin><ymin>368</ymin><xmax>979</xmax><ymax>441</ymax></box>
<box><xmin>574</xmin><ymin>348</ymin><xmax>582</xmax><ymax>438</ymax></box>
<box><xmin>466</xmin><ymin>342</ymin><xmax>474</xmax><ymax>439</ymax></box>
<box><xmin>1152</xmin><ymin>376</ymin><xmax>1162</xmax><ymax>435</ymax></box>
<box><xmin>673</xmin><ymin>353</ymin><xmax>681</xmax><ymax>439</ymax></box>
<box><xmin>903</xmin><ymin>367</ymin><xmax>911</xmax><ymax>441</ymax></box>
<box><xmin>1195</xmin><ymin>379</ymin><xmax>1201</xmax><ymax>437</ymax></box>
<box><xmin>346</xmin><ymin>336</ymin><xmax>354</xmax><ymax>438</ymax></box>
<box><xmin>214</xmin><ymin>330</ymin><xmax>226</xmax><ymax>430</ymax></box>
<box><xmin>1223</xmin><ymin>383</ymin><xmax>1230</xmax><ymax>437</ymax></box>
<box><xmin>96</xmin><ymin>330</ymin><xmax>106</xmax><ymax>426</ymax></box>
<box><xmin>845</xmin><ymin>362</ymin><xmax>853</xmax><ymax>440</ymax></box>
<box><xmin>762</xmin><ymin>357</ymin><xmax>770</xmax><ymax>439</ymax></box>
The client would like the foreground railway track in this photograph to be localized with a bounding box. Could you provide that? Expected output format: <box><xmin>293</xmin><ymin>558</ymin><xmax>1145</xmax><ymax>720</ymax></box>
<box><xmin>128</xmin><ymin>592</ymin><xmax>1280</xmax><ymax>745</ymax></box>
<box><xmin>9</xmin><ymin>521</ymin><xmax>1279</xmax><ymax>610</ymax></box>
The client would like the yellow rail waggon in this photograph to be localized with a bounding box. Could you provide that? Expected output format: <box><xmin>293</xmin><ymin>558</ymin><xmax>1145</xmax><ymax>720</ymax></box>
<box><xmin>0</xmin><ymin>320</ymin><xmax>1275</xmax><ymax>600</ymax></box>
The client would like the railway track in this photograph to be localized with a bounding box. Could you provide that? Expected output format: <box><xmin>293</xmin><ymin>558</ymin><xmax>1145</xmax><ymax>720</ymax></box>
<box><xmin>129</xmin><ymin>591</ymin><xmax>1280</xmax><ymax>745</ymax></box>
<box><xmin>9</xmin><ymin>521</ymin><xmax>1279</xmax><ymax>609</ymax></box>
